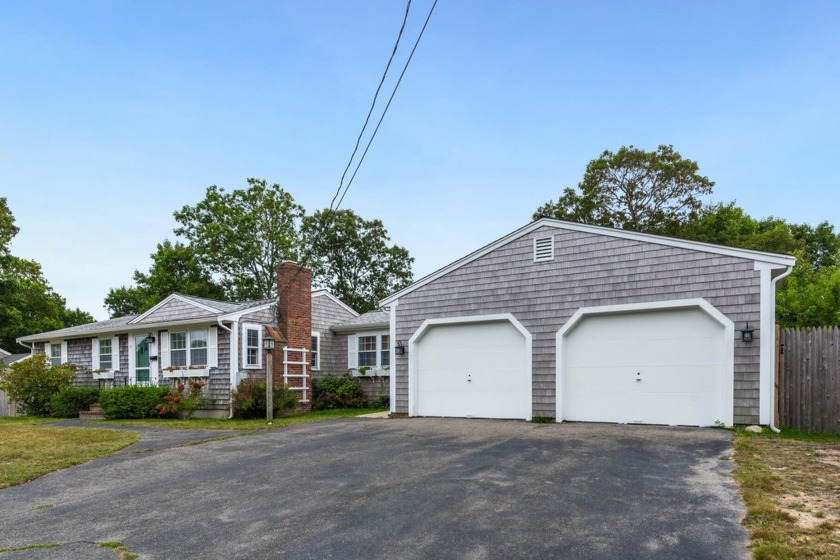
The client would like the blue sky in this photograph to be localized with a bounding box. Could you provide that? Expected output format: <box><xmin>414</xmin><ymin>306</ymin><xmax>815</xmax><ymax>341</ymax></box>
<box><xmin>2</xmin><ymin>0</ymin><xmax>839</xmax><ymax>320</ymax></box>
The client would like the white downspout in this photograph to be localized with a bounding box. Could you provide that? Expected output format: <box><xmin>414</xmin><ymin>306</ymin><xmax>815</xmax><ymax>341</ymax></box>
<box><xmin>769</xmin><ymin>265</ymin><xmax>794</xmax><ymax>433</ymax></box>
<box><xmin>217</xmin><ymin>318</ymin><xmax>235</xmax><ymax>418</ymax></box>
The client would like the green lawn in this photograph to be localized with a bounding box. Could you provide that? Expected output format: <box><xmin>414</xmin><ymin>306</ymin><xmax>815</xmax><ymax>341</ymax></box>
<box><xmin>733</xmin><ymin>428</ymin><xmax>840</xmax><ymax>559</ymax></box>
<box><xmin>97</xmin><ymin>407</ymin><xmax>387</xmax><ymax>430</ymax></box>
<box><xmin>0</xmin><ymin>418</ymin><xmax>140</xmax><ymax>489</ymax></box>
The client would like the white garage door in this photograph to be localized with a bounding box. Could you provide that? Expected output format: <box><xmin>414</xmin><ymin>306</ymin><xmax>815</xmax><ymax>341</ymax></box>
<box><xmin>415</xmin><ymin>320</ymin><xmax>529</xmax><ymax>419</ymax></box>
<box><xmin>563</xmin><ymin>308</ymin><xmax>727</xmax><ymax>426</ymax></box>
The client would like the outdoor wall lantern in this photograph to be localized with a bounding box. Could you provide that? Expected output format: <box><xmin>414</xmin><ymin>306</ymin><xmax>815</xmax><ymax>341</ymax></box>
<box><xmin>146</xmin><ymin>333</ymin><xmax>156</xmax><ymax>344</ymax></box>
<box><xmin>741</xmin><ymin>323</ymin><xmax>755</xmax><ymax>343</ymax></box>
<box><xmin>263</xmin><ymin>337</ymin><xmax>276</xmax><ymax>352</ymax></box>
<box><xmin>394</xmin><ymin>340</ymin><xmax>406</xmax><ymax>355</ymax></box>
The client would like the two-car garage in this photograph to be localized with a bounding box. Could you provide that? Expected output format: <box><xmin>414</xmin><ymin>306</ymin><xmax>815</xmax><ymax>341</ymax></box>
<box><xmin>408</xmin><ymin>300</ymin><xmax>734</xmax><ymax>427</ymax></box>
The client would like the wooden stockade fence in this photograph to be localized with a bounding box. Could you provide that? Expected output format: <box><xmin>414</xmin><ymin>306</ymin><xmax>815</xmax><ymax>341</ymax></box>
<box><xmin>778</xmin><ymin>326</ymin><xmax>840</xmax><ymax>434</ymax></box>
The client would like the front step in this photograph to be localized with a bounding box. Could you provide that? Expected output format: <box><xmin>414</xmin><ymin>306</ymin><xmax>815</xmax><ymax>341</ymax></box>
<box><xmin>79</xmin><ymin>403</ymin><xmax>104</xmax><ymax>420</ymax></box>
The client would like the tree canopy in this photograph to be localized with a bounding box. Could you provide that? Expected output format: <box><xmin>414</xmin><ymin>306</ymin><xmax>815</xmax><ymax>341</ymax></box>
<box><xmin>532</xmin><ymin>146</ymin><xmax>840</xmax><ymax>328</ymax></box>
<box><xmin>174</xmin><ymin>179</ymin><xmax>304</xmax><ymax>301</ymax></box>
<box><xmin>534</xmin><ymin>145</ymin><xmax>714</xmax><ymax>234</ymax></box>
<box><xmin>302</xmin><ymin>209</ymin><xmax>414</xmax><ymax>313</ymax></box>
<box><xmin>104</xmin><ymin>240</ymin><xmax>225</xmax><ymax>317</ymax></box>
<box><xmin>0</xmin><ymin>198</ymin><xmax>94</xmax><ymax>352</ymax></box>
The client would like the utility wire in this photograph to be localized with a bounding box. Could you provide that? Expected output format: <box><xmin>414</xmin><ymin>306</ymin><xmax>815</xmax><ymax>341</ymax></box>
<box><xmin>336</xmin><ymin>0</ymin><xmax>438</xmax><ymax>210</ymax></box>
<box><xmin>330</xmin><ymin>0</ymin><xmax>412</xmax><ymax>211</ymax></box>
<box><xmin>280</xmin><ymin>0</ymin><xmax>438</xmax><ymax>301</ymax></box>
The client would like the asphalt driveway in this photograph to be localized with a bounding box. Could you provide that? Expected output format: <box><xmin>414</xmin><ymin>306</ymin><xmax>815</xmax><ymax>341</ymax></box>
<box><xmin>0</xmin><ymin>418</ymin><xmax>749</xmax><ymax>559</ymax></box>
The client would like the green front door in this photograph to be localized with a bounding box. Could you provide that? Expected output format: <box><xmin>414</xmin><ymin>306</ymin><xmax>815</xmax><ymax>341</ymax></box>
<box><xmin>135</xmin><ymin>335</ymin><xmax>150</xmax><ymax>384</ymax></box>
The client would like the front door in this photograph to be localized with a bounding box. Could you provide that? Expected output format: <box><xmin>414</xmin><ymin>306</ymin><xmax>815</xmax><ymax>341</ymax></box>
<box><xmin>135</xmin><ymin>335</ymin><xmax>150</xmax><ymax>385</ymax></box>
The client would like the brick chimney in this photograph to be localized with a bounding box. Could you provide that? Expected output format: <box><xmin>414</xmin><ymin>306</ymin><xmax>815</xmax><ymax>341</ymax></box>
<box><xmin>276</xmin><ymin>261</ymin><xmax>313</xmax><ymax>411</ymax></box>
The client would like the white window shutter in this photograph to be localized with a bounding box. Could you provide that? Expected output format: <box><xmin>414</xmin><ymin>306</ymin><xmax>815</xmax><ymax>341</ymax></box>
<box><xmin>159</xmin><ymin>331</ymin><xmax>170</xmax><ymax>370</ymax></box>
<box><xmin>91</xmin><ymin>339</ymin><xmax>100</xmax><ymax>370</ymax></box>
<box><xmin>347</xmin><ymin>334</ymin><xmax>358</xmax><ymax>370</ymax></box>
<box><xmin>128</xmin><ymin>336</ymin><xmax>136</xmax><ymax>382</ymax></box>
<box><xmin>208</xmin><ymin>327</ymin><xmax>218</xmax><ymax>368</ymax></box>
<box><xmin>60</xmin><ymin>341</ymin><xmax>68</xmax><ymax>365</ymax></box>
<box><xmin>112</xmin><ymin>336</ymin><xmax>120</xmax><ymax>371</ymax></box>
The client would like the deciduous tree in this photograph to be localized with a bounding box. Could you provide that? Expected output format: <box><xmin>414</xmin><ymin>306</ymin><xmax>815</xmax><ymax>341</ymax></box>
<box><xmin>174</xmin><ymin>179</ymin><xmax>304</xmax><ymax>301</ymax></box>
<box><xmin>302</xmin><ymin>209</ymin><xmax>413</xmax><ymax>313</ymax></box>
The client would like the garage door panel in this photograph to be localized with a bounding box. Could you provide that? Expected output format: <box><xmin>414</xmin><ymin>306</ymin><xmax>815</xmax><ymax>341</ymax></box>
<box><xmin>416</xmin><ymin>319</ymin><xmax>529</xmax><ymax>419</ymax></box>
<box><xmin>563</xmin><ymin>306</ymin><xmax>727</xmax><ymax>427</ymax></box>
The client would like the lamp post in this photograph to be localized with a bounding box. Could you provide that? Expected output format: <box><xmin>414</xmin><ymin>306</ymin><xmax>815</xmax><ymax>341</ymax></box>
<box><xmin>263</xmin><ymin>336</ymin><xmax>276</xmax><ymax>423</ymax></box>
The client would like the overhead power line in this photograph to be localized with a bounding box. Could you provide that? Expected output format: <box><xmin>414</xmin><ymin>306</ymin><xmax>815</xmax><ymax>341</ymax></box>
<box><xmin>280</xmin><ymin>0</ymin><xmax>438</xmax><ymax>301</ymax></box>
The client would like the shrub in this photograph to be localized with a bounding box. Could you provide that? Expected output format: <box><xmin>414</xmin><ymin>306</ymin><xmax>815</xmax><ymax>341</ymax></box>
<box><xmin>0</xmin><ymin>355</ymin><xmax>76</xmax><ymax>416</ymax></box>
<box><xmin>98</xmin><ymin>385</ymin><xmax>171</xmax><ymax>419</ymax></box>
<box><xmin>232</xmin><ymin>377</ymin><xmax>299</xmax><ymax>419</ymax></box>
<box><xmin>49</xmin><ymin>387</ymin><xmax>101</xmax><ymax>417</ymax></box>
<box><xmin>312</xmin><ymin>373</ymin><xmax>366</xmax><ymax>410</ymax></box>
<box><xmin>155</xmin><ymin>379</ymin><xmax>208</xmax><ymax>419</ymax></box>
<box><xmin>371</xmin><ymin>395</ymin><xmax>389</xmax><ymax>409</ymax></box>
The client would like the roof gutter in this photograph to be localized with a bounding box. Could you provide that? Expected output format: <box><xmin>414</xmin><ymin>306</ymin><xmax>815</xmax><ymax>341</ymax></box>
<box><xmin>769</xmin><ymin>265</ymin><xmax>794</xmax><ymax>434</ymax></box>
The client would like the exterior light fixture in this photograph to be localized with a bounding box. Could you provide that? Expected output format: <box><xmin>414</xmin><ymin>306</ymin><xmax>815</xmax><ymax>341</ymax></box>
<box><xmin>263</xmin><ymin>337</ymin><xmax>275</xmax><ymax>352</ymax></box>
<box><xmin>146</xmin><ymin>333</ymin><xmax>156</xmax><ymax>344</ymax></box>
<box><xmin>394</xmin><ymin>340</ymin><xmax>406</xmax><ymax>355</ymax></box>
<box><xmin>741</xmin><ymin>323</ymin><xmax>755</xmax><ymax>343</ymax></box>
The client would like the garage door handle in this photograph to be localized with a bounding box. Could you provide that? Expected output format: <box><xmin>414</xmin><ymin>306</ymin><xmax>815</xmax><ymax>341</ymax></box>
<box><xmin>636</xmin><ymin>372</ymin><xmax>641</xmax><ymax>381</ymax></box>
<box><xmin>467</xmin><ymin>374</ymin><xmax>471</xmax><ymax>383</ymax></box>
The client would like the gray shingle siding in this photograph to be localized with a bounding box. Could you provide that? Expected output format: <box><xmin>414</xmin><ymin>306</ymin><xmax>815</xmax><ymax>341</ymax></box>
<box><xmin>134</xmin><ymin>299</ymin><xmax>216</xmax><ymax>324</ymax></box>
<box><xmin>393</xmin><ymin>226</ymin><xmax>763</xmax><ymax>424</ymax></box>
<box><xmin>240</xmin><ymin>307</ymin><xmax>276</xmax><ymax>325</ymax></box>
<box><xmin>312</xmin><ymin>295</ymin><xmax>357</xmax><ymax>377</ymax></box>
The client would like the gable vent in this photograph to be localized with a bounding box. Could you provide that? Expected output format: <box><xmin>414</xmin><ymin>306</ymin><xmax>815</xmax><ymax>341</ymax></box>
<box><xmin>533</xmin><ymin>236</ymin><xmax>554</xmax><ymax>262</ymax></box>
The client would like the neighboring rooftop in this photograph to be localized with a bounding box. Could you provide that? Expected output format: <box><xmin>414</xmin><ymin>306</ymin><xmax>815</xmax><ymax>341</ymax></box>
<box><xmin>331</xmin><ymin>310</ymin><xmax>389</xmax><ymax>332</ymax></box>
<box><xmin>2</xmin><ymin>353</ymin><xmax>30</xmax><ymax>365</ymax></box>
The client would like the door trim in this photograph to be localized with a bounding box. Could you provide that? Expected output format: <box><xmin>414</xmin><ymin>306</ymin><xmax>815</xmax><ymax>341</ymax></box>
<box><xmin>555</xmin><ymin>298</ymin><xmax>734</xmax><ymax>425</ymax></box>
<box><xmin>408</xmin><ymin>313</ymin><xmax>532</xmax><ymax>420</ymax></box>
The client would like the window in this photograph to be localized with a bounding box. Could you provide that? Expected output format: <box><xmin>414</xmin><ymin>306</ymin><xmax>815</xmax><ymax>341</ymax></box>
<box><xmin>353</xmin><ymin>332</ymin><xmax>390</xmax><ymax>370</ymax></box>
<box><xmin>534</xmin><ymin>236</ymin><xmax>554</xmax><ymax>262</ymax></box>
<box><xmin>49</xmin><ymin>343</ymin><xmax>62</xmax><ymax>367</ymax></box>
<box><xmin>170</xmin><ymin>332</ymin><xmax>187</xmax><ymax>367</ymax></box>
<box><xmin>358</xmin><ymin>335</ymin><xmax>377</xmax><ymax>367</ymax></box>
<box><xmin>190</xmin><ymin>330</ymin><xmax>208</xmax><ymax>366</ymax></box>
<box><xmin>311</xmin><ymin>332</ymin><xmax>320</xmax><ymax>369</ymax></box>
<box><xmin>243</xmin><ymin>324</ymin><xmax>262</xmax><ymax>368</ymax></box>
<box><xmin>99</xmin><ymin>339</ymin><xmax>113</xmax><ymax>370</ymax></box>
<box><xmin>381</xmin><ymin>335</ymin><xmax>390</xmax><ymax>367</ymax></box>
<box><xmin>170</xmin><ymin>330</ymin><xmax>208</xmax><ymax>367</ymax></box>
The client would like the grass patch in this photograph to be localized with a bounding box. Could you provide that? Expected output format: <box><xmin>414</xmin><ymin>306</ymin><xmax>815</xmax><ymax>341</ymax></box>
<box><xmin>0</xmin><ymin>419</ymin><xmax>139</xmax><ymax>489</ymax></box>
<box><xmin>0</xmin><ymin>544</ymin><xmax>57</xmax><ymax>553</ymax></box>
<box><xmin>98</xmin><ymin>541</ymin><xmax>139</xmax><ymax>560</ymax></box>
<box><xmin>733</xmin><ymin>428</ymin><xmax>840</xmax><ymax>559</ymax></box>
<box><xmin>98</xmin><ymin>408</ymin><xmax>386</xmax><ymax>430</ymax></box>
<box><xmin>530</xmin><ymin>416</ymin><xmax>556</xmax><ymax>424</ymax></box>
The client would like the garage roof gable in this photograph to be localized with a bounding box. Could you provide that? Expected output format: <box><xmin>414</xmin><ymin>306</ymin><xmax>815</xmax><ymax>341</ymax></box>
<box><xmin>380</xmin><ymin>218</ymin><xmax>797</xmax><ymax>306</ymax></box>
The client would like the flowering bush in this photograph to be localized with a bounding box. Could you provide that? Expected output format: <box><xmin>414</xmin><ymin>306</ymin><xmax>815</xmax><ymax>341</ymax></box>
<box><xmin>155</xmin><ymin>379</ymin><xmax>207</xmax><ymax>419</ymax></box>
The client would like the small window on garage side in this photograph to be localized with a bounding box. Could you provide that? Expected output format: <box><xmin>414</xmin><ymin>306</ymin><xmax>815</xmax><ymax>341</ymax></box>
<box><xmin>311</xmin><ymin>332</ymin><xmax>320</xmax><ymax>370</ymax></box>
<box><xmin>534</xmin><ymin>236</ymin><xmax>554</xmax><ymax>262</ymax></box>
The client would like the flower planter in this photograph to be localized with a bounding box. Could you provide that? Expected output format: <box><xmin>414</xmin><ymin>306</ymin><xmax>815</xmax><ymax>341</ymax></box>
<box><xmin>162</xmin><ymin>367</ymin><xmax>210</xmax><ymax>378</ymax></box>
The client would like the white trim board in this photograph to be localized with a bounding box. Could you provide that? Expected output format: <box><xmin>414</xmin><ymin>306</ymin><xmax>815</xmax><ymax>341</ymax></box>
<box><xmin>130</xmin><ymin>294</ymin><xmax>222</xmax><ymax>324</ymax></box>
<box><xmin>555</xmin><ymin>298</ymin><xmax>735</xmax><ymax>426</ymax></box>
<box><xmin>380</xmin><ymin>218</ymin><xmax>796</xmax><ymax>306</ymax></box>
<box><xmin>407</xmin><ymin>313</ymin><xmax>533</xmax><ymax>421</ymax></box>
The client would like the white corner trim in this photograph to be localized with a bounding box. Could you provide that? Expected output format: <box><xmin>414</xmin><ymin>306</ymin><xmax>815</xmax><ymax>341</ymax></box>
<box><xmin>389</xmin><ymin>300</ymin><xmax>398</xmax><ymax>414</ymax></box>
<box><xmin>379</xmin><ymin>218</ymin><xmax>796</xmax><ymax>307</ymax></box>
<box><xmin>758</xmin><ymin>268</ymin><xmax>773</xmax><ymax>425</ymax></box>
<box><xmin>555</xmin><ymin>298</ymin><xmax>734</xmax><ymax>426</ymax></box>
<box><xmin>312</xmin><ymin>289</ymin><xmax>360</xmax><ymax>317</ymax></box>
<box><xmin>407</xmin><ymin>313</ymin><xmax>532</xmax><ymax>421</ymax></box>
